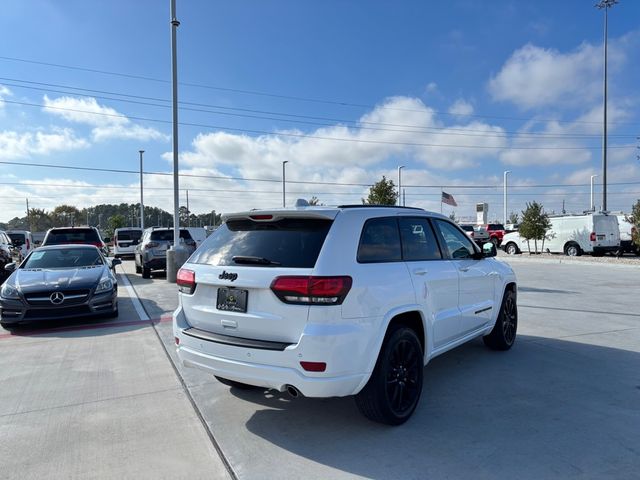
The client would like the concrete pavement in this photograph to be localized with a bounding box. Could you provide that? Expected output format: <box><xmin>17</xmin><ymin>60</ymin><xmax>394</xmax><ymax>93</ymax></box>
<box><xmin>123</xmin><ymin>259</ymin><xmax>640</xmax><ymax>480</ymax></box>
<box><xmin>2</xmin><ymin>259</ymin><xmax>639</xmax><ymax>479</ymax></box>
<box><xmin>0</xmin><ymin>270</ymin><xmax>231</xmax><ymax>480</ymax></box>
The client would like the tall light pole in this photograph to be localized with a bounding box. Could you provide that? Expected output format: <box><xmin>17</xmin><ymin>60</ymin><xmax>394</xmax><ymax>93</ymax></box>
<box><xmin>139</xmin><ymin>150</ymin><xmax>145</xmax><ymax>229</ymax></box>
<box><xmin>590</xmin><ymin>174</ymin><xmax>599</xmax><ymax>211</ymax></box>
<box><xmin>170</xmin><ymin>0</ymin><xmax>180</xmax><ymax>249</ymax></box>
<box><xmin>503</xmin><ymin>170</ymin><xmax>511</xmax><ymax>226</ymax></box>
<box><xmin>282</xmin><ymin>160</ymin><xmax>288</xmax><ymax>208</ymax></box>
<box><xmin>397</xmin><ymin>165</ymin><xmax>405</xmax><ymax>206</ymax></box>
<box><xmin>596</xmin><ymin>0</ymin><xmax>617</xmax><ymax>212</ymax></box>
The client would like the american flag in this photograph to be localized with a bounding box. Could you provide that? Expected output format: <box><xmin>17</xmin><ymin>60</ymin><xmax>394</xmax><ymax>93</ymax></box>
<box><xmin>441</xmin><ymin>191</ymin><xmax>457</xmax><ymax>207</ymax></box>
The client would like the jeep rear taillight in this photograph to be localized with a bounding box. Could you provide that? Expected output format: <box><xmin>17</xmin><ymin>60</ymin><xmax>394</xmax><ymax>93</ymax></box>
<box><xmin>590</xmin><ymin>232</ymin><xmax>596</xmax><ymax>242</ymax></box>
<box><xmin>270</xmin><ymin>276</ymin><xmax>352</xmax><ymax>305</ymax></box>
<box><xmin>177</xmin><ymin>268</ymin><xmax>196</xmax><ymax>294</ymax></box>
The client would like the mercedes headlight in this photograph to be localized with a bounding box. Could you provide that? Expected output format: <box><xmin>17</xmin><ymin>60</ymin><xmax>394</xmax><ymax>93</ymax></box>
<box><xmin>1</xmin><ymin>283</ymin><xmax>20</xmax><ymax>300</ymax></box>
<box><xmin>95</xmin><ymin>277</ymin><xmax>114</xmax><ymax>294</ymax></box>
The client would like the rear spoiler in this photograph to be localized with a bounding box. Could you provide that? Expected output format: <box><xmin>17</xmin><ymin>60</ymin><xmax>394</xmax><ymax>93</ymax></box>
<box><xmin>223</xmin><ymin>209</ymin><xmax>338</xmax><ymax>223</ymax></box>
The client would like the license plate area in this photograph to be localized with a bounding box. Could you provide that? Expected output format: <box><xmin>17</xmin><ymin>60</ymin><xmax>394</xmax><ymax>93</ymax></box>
<box><xmin>597</xmin><ymin>234</ymin><xmax>605</xmax><ymax>240</ymax></box>
<box><xmin>216</xmin><ymin>287</ymin><xmax>248</xmax><ymax>313</ymax></box>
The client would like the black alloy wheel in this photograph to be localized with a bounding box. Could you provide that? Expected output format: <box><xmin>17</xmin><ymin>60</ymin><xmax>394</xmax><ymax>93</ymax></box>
<box><xmin>483</xmin><ymin>289</ymin><xmax>517</xmax><ymax>351</ymax></box>
<box><xmin>356</xmin><ymin>326</ymin><xmax>424</xmax><ymax>425</ymax></box>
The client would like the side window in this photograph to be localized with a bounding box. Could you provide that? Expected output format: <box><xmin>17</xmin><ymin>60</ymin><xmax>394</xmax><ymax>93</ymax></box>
<box><xmin>357</xmin><ymin>217</ymin><xmax>402</xmax><ymax>263</ymax></box>
<box><xmin>399</xmin><ymin>218</ymin><xmax>442</xmax><ymax>261</ymax></box>
<box><xmin>433</xmin><ymin>220</ymin><xmax>476</xmax><ymax>259</ymax></box>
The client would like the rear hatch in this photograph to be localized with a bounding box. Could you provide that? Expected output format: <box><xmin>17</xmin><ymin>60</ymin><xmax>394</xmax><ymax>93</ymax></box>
<box><xmin>593</xmin><ymin>214</ymin><xmax>620</xmax><ymax>247</ymax></box>
<box><xmin>115</xmin><ymin>229</ymin><xmax>142</xmax><ymax>250</ymax></box>
<box><xmin>148</xmin><ymin>229</ymin><xmax>195</xmax><ymax>256</ymax></box>
<box><xmin>180</xmin><ymin>214</ymin><xmax>335</xmax><ymax>344</ymax></box>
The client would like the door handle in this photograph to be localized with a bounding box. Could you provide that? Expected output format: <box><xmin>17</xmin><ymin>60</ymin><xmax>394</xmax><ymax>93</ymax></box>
<box><xmin>413</xmin><ymin>268</ymin><xmax>428</xmax><ymax>276</ymax></box>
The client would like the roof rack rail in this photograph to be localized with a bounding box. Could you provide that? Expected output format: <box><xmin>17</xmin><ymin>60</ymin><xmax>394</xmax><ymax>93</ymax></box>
<box><xmin>337</xmin><ymin>204</ymin><xmax>424</xmax><ymax>211</ymax></box>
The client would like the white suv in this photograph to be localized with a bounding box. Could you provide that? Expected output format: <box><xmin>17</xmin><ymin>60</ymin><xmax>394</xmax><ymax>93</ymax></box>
<box><xmin>173</xmin><ymin>205</ymin><xmax>517</xmax><ymax>425</ymax></box>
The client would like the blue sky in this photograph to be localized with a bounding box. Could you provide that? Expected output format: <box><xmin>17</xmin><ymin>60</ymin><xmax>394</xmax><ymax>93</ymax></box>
<box><xmin>0</xmin><ymin>0</ymin><xmax>639</xmax><ymax>223</ymax></box>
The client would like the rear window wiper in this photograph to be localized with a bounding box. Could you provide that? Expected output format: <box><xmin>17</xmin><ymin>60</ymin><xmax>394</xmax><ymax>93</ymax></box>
<box><xmin>232</xmin><ymin>255</ymin><xmax>281</xmax><ymax>266</ymax></box>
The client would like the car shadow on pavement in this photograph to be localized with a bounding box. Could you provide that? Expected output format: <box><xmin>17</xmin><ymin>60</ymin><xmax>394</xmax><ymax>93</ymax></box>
<box><xmin>232</xmin><ymin>335</ymin><xmax>640</xmax><ymax>479</ymax></box>
<box><xmin>0</xmin><ymin>297</ymin><xmax>168</xmax><ymax>339</ymax></box>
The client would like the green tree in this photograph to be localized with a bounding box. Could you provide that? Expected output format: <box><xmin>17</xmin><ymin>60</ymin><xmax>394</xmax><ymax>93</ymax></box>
<box><xmin>363</xmin><ymin>176</ymin><xmax>397</xmax><ymax>205</ymax></box>
<box><xmin>106</xmin><ymin>214</ymin><xmax>127</xmax><ymax>238</ymax></box>
<box><xmin>519</xmin><ymin>201</ymin><xmax>552</xmax><ymax>254</ymax></box>
<box><xmin>508</xmin><ymin>211</ymin><xmax>519</xmax><ymax>224</ymax></box>
<box><xmin>52</xmin><ymin>205</ymin><xmax>81</xmax><ymax>227</ymax></box>
<box><xmin>629</xmin><ymin>199</ymin><xmax>640</xmax><ymax>249</ymax></box>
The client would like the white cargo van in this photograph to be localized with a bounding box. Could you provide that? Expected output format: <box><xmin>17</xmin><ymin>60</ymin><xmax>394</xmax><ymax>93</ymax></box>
<box><xmin>113</xmin><ymin>228</ymin><xmax>143</xmax><ymax>258</ymax></box>
<box><xmin>6</xmin><ymin>230</ymin><xmax>34</xmax><ymax>260</ymax></box>
<box><xmin>501</xmin><ymin>212</ymin><xmax>620</xmax><ymax>256</ymax></box>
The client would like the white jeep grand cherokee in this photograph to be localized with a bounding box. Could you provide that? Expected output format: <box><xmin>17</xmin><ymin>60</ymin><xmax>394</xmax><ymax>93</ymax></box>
<box><xmin>173</xmin><ymin>204</ymin><xmax>517</xmax><ymax>425</ymax></box>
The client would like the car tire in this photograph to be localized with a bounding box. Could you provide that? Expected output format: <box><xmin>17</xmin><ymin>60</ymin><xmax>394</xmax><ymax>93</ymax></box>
<box><xmin>564</xmin><ymin>242</ymin><xmax>581</xmax><ymax>257</ymax></box>
<box><xmin>214</xmin><ymin>376</ymin><xmax>260</xmax><ymax>390</ymax></box>
<box><xmin>355</xmin><ymin>325</ymin><xmax>423</xmax><ymax>426</ymax></box>
<box><xmin>135</xmin><ymin>263</ymin><xmax>142</xmax><ymax>274</ymax></box>
<box><xmin>0</xmin><ymin>321</ymin><xmax>20</xmax><ymax>330</ymax></box>
<box><xmin>505</xmin><ymin>242</ymin><xmax>519</xmax><ymax>255</ymax></box>
<box><xmin>483</xmin><ymin>288</ymin><xmax>517</xmax><ymax>351</ymax></box>
<box><xmin>142</xmin><ymin>267</ymin><xmax>151</xmax><ymax>279</ymax></box>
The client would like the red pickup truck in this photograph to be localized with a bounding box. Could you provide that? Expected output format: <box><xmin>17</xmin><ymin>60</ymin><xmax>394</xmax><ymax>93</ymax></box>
<box><xmin>482</xmin><ymin>223</ymin><xmax>506</xmax><ymax>247</ymax></box>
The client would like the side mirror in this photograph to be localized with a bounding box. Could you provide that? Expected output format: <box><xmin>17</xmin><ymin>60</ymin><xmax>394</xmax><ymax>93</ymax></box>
<box><xmin>103</xmin><ymin>237</ymin><xmax>111</xmax><ymax>243</ymax></box>
<box><xmin>4</xmin><ymin>263</ymin><xmax>17</xmax><ymax>273</ymax></box>
<box><xmin>483</xmin><ymin>243</ymin><xmax>497</xmax><ymax>258</ymax></box>
<box><xmin>111</xmin><ymin>258</ymin><xmax>122</xmax><ymax>267</ymax></box>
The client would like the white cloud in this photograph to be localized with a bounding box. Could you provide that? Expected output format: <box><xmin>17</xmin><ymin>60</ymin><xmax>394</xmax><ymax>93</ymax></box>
<box><xmin>488</xmin><ymin>39</ymin><xmax>627</xmax><ymax>109</ymax></box>
<box><xmin>448</xmin><ymin>99</ymin><xmax>474</xmax><ymax>116</ymax></box>
<box><xmin>42</xmin><ymin>95</ymin><xmax>168</xmax><ymax>142</ymax></box>
<box><xmin>0</xmin><ymin>84</ymin><xmax>12</xmax><ymax>110</ymax></box>
<box><xmin>170</xmin><ymin>96</ymin><xmax>507</xmax><ymax>179</ymax></box>
<box><xmin>424</xmin><ymin>82</ymin><xmax>438</xmax><ymax>94</ymax></box>
<box><xmin>0</xmin><ymin>128</ymin><xmax>89</xmax><ymax>160</ymax></box>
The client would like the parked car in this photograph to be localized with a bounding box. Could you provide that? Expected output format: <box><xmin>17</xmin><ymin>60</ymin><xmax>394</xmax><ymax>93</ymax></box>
<box><xmin>184</xmin><ymin>227</ymin><xmax>207</xmax><ymax>248</ymax></box>
<box><xmin>614</xmin><ymin>214</ymin><xmax>638</xmax><ymax>255</ymax></box>
<box><xmin>459</xmin><ymin>224</ymin><xmax>490</xmax><ymax>245</ymax></box>
<box><xmin>0</xmin><ymin>245</ymin><xmax>120</xmax><ymax>328</ymax></box>
<box><xmin>481</xmin><ymin>223</ymin><xmax>506</xmax><ymax>247</ymax></box>
<box><xmin>173</xmin><ymin>204</ymin><xmax>517</xmax><ymax>425</ymax></box>
<box><xmin>6</xmin><ymin>230</ymin><xmax>34</xmax><ymax>261</ymax></box>
<box><xmin>501</xmin><ymin>212</ymin><xmax>620</xmax><ymax>256</ymax></box>
<box><xmin>42</xmin><ymin>227</ymin><xmax>107</xmax><ymax>255</ymax></box>
<box><xmin>135</xmin><ymin>227</ymin><xmax>199</xmax><ymax>279</ymax></box>
<box><xmin>112</xmin><ymin>227</ymin><xmax>143</xmax><ymax>258</ymax></box>
<box><xmin>0</xmin><ymin>231</ymin><xmax>14</xmax><ymax>283</ymax></box>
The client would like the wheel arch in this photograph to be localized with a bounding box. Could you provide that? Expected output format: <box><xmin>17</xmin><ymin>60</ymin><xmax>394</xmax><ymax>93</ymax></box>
<box><xmin>361</xmin><ymin>307</ymin><xmax>429</xmax><ymax>388</ymax></box>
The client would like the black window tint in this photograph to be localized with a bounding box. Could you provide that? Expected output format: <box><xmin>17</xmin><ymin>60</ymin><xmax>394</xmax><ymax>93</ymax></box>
<box><xmin>150</xmin><ymin>230</ymin><xmax>174</xmax><ymax>241</ymax></box>
<box><xmin>179</xmin><ymin>230</ymin><xmax>193</xmax><ymax>240</ymax></box>
<box><xmin>434</xmin><ymin>220</ymin><xmax>476</xmax><ymax>259</ymax></box>
<box><xmin>399</xmin><ymin>218</ymin><xmax>442</xmax><ymax>261</ymax></box>
<box><xmin>190</xmin><ymin>218</ymin><xmax>332</xmax><ymax>268</ymax></box>
<box><xmin>8</xmin><ymin>234</ymin><xmax>25</xmax><ymax>246</ymax></box>
<box><xmin>45</xmin><ymin>229</ymin><xmax>100</xmax><ymax>244</ymax></box>
<box><xmin>357</xmin><ymin>217</ymin><xmax>402</xmax><ymax>263</ymax></box>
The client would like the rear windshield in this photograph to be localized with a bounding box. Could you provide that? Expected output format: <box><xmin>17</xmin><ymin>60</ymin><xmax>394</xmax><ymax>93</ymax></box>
<box><xmin>116</xmin><ymin>230</ymin><xmax>142</xmax><ymax>241</ymax></box>
<box><xmin>8</xmin><ymin>233</ymin><xmax>25</xmax><ymax>246</ymax></box>
<box><xmin>459</xmin><ymin>225</ymin><xmax>473</xmax><ymax>232</ymax></box>
<box><xmin>150</xmin><ymin>229</ymin><xmax>192</xmax><ymax>241</ymax></box>
<box><xmin>45</xmin><ymin>229</ymin><xmax>100</xmax><ymax>245</ymax></box>
<box><xmin>189</xmin><ymin>218</ymin><xmax>332</xmax><ymax>268</ymax></box>
<box><xmin>488</xmin><ymin>224</ymin><xmax>505</xmax><ymax>230</ymax></box>
<box><xmin>23</xmin><ymin>248</ymin><xmax>103</xmax><ymax>269</ymax></box>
